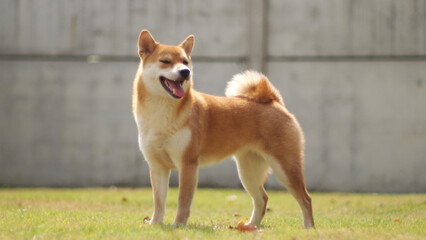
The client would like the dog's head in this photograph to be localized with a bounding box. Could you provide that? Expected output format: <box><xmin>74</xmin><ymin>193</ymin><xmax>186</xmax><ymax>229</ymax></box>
<box><xmin>138</xmin><ymin>29</ymin><xmax>194</xmax><ymax>100</ymax></box>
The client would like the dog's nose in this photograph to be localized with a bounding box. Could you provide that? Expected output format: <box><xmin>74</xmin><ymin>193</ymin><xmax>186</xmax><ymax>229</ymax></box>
<box><xmin>179</xmin><ymin>69</ymin><xmax>190</xmax><ymax>78</ymax></box>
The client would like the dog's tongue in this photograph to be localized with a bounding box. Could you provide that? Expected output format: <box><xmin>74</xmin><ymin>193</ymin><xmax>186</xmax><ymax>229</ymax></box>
<box><xmin>166</xmin><ymin>79</ymin><xmax>185</xmax><ymax>98</ymax></box>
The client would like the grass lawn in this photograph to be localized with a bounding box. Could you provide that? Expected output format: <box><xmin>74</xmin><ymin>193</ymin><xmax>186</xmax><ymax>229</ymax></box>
<box><xmin>0</xmin><ymin>188</ymin><xmax>424</xmax><ymax>239</ymax></box>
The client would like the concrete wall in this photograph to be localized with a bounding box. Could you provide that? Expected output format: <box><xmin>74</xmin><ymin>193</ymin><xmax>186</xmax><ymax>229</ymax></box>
<box><xmin>1</xmin><ymin>0</ymin><xmax>425</xmax><ymax>192</ymax></box>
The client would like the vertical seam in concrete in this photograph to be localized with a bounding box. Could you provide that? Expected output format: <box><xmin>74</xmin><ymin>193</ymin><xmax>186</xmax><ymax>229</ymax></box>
<box><xmin>248</xmin><ymin>0</ymin><xmax>267</xmax><ymax>73</ymax></box>
<box><xmin>263</xmin><ymin>0</ymin><xmax>269</xmax><ymax>74</ymax></box>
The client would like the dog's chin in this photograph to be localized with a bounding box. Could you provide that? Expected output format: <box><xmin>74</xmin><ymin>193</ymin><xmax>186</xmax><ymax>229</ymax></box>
<box><xmin>159</xmin><ymin>76</ymin><xmax>187</xmax><ymax>99</ymax></box>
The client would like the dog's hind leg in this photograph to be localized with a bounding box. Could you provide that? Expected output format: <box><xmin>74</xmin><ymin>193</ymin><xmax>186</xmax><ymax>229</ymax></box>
<box><xmin>234</xmin><ymin>151</ymin><xmax>270</xmax><ymax>227</ymax></box>
<box><xmin>267</xmin><ymin>154</ymin><xmax>315</xmax><ymax>229</ymax></box>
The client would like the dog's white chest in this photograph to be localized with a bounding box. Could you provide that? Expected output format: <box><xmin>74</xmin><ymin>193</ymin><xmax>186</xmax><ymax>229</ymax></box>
<box><xmin>136</xmin><ymin>112</ymin><xmax>192</xmax><ymax>169</ymax></box>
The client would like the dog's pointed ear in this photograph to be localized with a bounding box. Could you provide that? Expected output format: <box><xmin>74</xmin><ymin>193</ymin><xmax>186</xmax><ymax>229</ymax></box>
<box><xmin>138</xmin><ymin>29</ymin><xmax>158</xmax><ymax>59</ymax></box>
<box><xmin>179</xmin><ymin>34</ymin><xmax>194</xmax><ymax>56</ymax></box>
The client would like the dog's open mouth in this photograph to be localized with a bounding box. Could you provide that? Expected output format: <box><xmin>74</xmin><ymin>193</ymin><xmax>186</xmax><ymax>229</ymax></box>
<box><xmin>160</xmin><ymin>76</ymin><xmax>185</xmax><ymax>99</ymax></box>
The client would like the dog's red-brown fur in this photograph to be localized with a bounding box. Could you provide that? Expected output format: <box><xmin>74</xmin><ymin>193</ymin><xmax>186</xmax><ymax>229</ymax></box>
<box><xmin>132</xmin><ymin>29</ymin><xmax>314</xmax><ymax>229</ymax></box>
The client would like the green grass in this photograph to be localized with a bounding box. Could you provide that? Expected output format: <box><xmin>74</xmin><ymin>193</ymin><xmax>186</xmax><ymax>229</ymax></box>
<box><xmin>0</xmin><ymin>188</ymin><xmax>424</xmax><ymax>239</ymax></box>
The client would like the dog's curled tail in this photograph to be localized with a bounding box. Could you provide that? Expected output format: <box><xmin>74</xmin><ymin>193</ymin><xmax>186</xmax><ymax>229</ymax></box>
<box><xmin>225</xmin><ymin>70</ymin><xmax>284</xmax><ymax>105</ymax></box>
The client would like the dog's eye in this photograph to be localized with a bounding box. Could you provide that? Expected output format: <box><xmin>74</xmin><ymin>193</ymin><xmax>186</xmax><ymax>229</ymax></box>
<box><xmin>183</xmin><ymin>60</ymin><xmax>189</xmax><ymax>65</ymax></box>
<box><xmin>160</xmin><ymin>60</ymin><xmax>171</xmax><ymax>64</ymax></box>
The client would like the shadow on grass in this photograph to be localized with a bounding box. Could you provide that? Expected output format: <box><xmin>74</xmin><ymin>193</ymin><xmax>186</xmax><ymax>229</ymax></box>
<box><xmin>146</xmin><ymin>222</ymin><xmax>276</xmax><ymax>234</ymax></box>
<box><xmin>146</xmin><ymin>223</ymin><xmax>217</xmax><ymax>233</ymax></box>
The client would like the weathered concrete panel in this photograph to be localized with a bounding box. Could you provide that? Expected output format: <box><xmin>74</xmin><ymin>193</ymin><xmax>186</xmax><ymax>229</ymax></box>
<box><xmin>0</xmin><ymin>61</ymin><xmax>141</xmax><ymax>186</ymax></box>
<box><xmin>0</xmin><ymin>60</ymin><xmax>245</xmax><ymax>187</ymax></box>
<box><xmin>0</xmin><ymin>0</ymin><xmax>248</xmax><ymax>57</ymax></box>
<box><xmin>1</xmin><ymin>59</ymin><xmax>425</xmax><ymax>192</ymax></box>
<box><xmin>268</xmin><ymin>61</ymin><xmax>426</xmax><ymax>192</ymax></box>
<box><xmin>1</xmin><ymin>0</ymin><xmax>425</xmax><ymax>193</ymax></box>
<box><xmin>268</xmin><ymin>0</ymin><xmax>426</xmax><ymax>56</ymax></box>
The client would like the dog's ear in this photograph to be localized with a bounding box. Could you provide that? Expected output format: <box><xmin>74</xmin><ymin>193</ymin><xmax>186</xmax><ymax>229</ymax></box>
<box><xmin>138</xmin><ymin>29</ymin><xmax>158</xmax><ymax>59</ymax></box>
<box><xmin>179</xmin><ymin>34</ymin><xmax>194</xmax><ymax>56</ymax></box>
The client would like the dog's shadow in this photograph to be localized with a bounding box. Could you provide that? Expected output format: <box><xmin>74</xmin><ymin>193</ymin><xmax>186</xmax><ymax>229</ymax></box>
<box><xmin>150</xmin><ymin>223</ymin><xmax>219</xmax><ymax>233</ymax></box>
<box><xmin>148</xmin><ymin>222</ymin><xmax>269</xmax><ymax>233</ymax></box>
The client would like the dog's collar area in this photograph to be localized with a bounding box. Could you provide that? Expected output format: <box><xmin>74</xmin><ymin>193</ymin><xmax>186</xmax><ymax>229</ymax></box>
<box><xmin>160</xmin><ymin>76</ymin><xmax>186</xmax><ymax>99</ymax></box>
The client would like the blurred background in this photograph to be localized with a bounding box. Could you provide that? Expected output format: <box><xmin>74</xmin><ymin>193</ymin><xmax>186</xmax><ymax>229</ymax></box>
<box><xmin>0</xmin><ymin>0</ymin><xmax>425</xmax><ymax>193</ymax></box>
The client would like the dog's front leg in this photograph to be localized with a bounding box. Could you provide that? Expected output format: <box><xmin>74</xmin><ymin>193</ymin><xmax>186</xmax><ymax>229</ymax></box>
<box><xmin>149</xmin><ymin>163</ymin><xmax>170</xmax><ymax>224</ymax></box>
<box><xmin>173</xmin><ymin>160</ymin><xmax>199</xmax><ymax>225</ymax></box>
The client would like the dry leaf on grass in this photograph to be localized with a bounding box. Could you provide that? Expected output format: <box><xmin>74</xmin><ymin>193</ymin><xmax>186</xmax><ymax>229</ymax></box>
<box><xmin>235</xmin><ymin>218</ymin><xmax>259</xmax><ymax>232</ymax></box>
<box><xmin>143</xmin><ymin>216</ymin><xmax>151</xmax><ymax>224</ymax></box>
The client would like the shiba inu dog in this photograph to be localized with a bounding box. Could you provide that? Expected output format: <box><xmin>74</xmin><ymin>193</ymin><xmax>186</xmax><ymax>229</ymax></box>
<box><xmin>132</xmin><ymin>29</ymin><xmax>315</xmax><ymax>229</ymax></box>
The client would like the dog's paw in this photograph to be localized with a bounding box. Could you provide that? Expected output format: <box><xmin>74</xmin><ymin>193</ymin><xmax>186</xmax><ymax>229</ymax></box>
<box><xmin>146</xmin><ymin>217</ymin><xmax>164</xmax><ymax>225</ymax></box>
